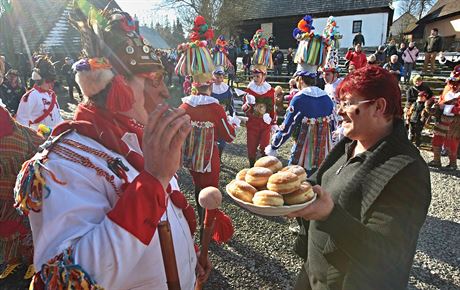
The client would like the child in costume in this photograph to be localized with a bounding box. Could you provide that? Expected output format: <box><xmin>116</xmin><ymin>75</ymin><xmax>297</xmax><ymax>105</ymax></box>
<box><xmin>177</xmin><ymin>17</ymin><xmax>238</xmax><ymax>222</ymax></box>
<box><xmin>428</xmin><ymin>65</ymin><xmax>460</xmax><ymax>170</ymax></box>
<box><xmin>15</xmin><ymin>4</ymin><xmax>209</xmax><ymax>289</ymax></box>
<box><xmin>16</xmin><ymin>57</ymin><xmax>63</xmax><ymax>131</ymax></box>
<box><xmin>242</xmin><ymin>29</ymin><xmax>276</xmax><ymax>167</ymax></box>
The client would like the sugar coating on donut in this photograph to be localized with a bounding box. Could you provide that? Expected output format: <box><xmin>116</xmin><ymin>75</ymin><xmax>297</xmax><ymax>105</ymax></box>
<box><xmin>267</xmin><ymin>171</ymin><xmax>301</xmax><ymax>194</ymax></box>
<box><xmin>254</xmin><ymin>156</ymin><xmax>283</xmax><ymax>173</ymax></box>
<box><xmin>245</xmin><ymin>167</ymin><xmax>273</xmax><ymax>187</ymax></box>
<box><xmin>280</xmin><ymin>165</ymin><xmax>307</xmax><ymax>182</ymax></box>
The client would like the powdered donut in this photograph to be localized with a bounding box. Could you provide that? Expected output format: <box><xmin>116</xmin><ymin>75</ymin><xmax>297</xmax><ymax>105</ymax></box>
<box><xmin>254</xmin><ymin>156</ymin><xmax>283</xmax><ymax>173</ymax></box>
<box><xmin>283</xmin><ymin>182</ymin><xmax>315</xmax><ymax>205</ymax></box>
<box><xmin>245</xmin><ymin>167</ymin><xmax>273</xmax><ymax>188</ymax></box>
<box><xmin>236</xmin><ymin>168</ymin><xmax>250</xmax><ymax>181</ymax></box>
<box><xmin>267</xmin><ymin>171</ymin><xmax>301</xmax><ymax>194</ymax></box>
<box><xmin>227</xmin><ymin>180</ymin><xmax>257</xmax><ymax>203</ymax></box>
<box><xmin>252</xmin><ymin>190</ymin><xmax>284</xmax><ymax>206</ymax></box>
<box><xmin>280</xmin><ymin>165</ymin><xmax>307</xmax><ymax>182</ymax></box>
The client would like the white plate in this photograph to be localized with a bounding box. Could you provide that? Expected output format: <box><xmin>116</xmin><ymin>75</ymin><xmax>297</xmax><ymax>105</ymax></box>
<box><xmin>225</xmin><ymin>184</ymin><xmax>317</xmax><ymax>216</ymax></box>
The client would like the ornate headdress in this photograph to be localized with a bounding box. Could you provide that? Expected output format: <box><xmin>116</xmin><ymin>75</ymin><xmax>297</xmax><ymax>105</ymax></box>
<box><xmin>69</xmin><ymin>0</ymin><xmax>163</xmax><ymax>112</ymax></box>
<box><xmin>175</xmin><ymin>16</ymin><xmax>215</xmax><ymax>86</ymax></box>
<box><xmin>212</xmin><ymin>35</ymin><xmax>233</xmax><ymax>74</ymax></box>
<box><xmin>320</xmin><ymin>16</ymin><xmax>342</xmax><ymax>73</ymax></box>
<box><xmin>250</xmin><ymin>29</ymin><xmax>273</xmax><ymax>74</ymax></box>
<box><xmin>292</xmin><ymin>15</ymin><xmax>321</xmax><ymax>77</ymax></box>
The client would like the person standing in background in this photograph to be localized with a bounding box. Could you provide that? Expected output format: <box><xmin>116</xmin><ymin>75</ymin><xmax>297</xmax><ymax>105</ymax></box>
<box><xmin>423</xmin><ymin>28</ymin><xmax>442</xmax><ymax>75</ymax></box>
<box><xmin>402</xmin><ymin>42</ymin><xmax>419</xmax><ymax>84</ymax></box>
<box><xmin>286</xmin><ymin>48</ymin><xmax>296</xmax><ymax>76</ymax></box>
<box><xmin>352</xmin><ymin>31</ymin><xmax>365</xmax><ymax>46</ymax></box>
<box><xmin>61</xmin><ymin>56</ymin><xmax>83</xmax><ymax>103</ymax></box>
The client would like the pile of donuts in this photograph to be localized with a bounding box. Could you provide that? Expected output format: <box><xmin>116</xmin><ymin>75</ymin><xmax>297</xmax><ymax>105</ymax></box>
<box><xmin>227</xmin><ymin>156</ymin><xmax>315</xmax><ymax>207</ymax></box>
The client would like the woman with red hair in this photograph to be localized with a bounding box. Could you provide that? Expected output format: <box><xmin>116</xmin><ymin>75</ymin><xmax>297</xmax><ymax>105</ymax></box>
<box><xmin>288</xmin><ymin>65</ymin><xmax>431</xmax><ymax>290</ymax></box>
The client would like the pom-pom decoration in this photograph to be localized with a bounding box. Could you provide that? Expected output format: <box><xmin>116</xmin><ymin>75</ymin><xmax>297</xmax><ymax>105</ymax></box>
<box><xmin>322</xmin><ymin>16</ymin><xmax>342</xmax><ymax>48</ymax></box>
<box><xmin>175</xmin><ymin>16</ymin><xmax>215</xmax><ymax>77</ymax></box>
<box><xmin>190</xmin><ymin>15</ymin><xmax>214</xmax><ymax>42</ymax></box>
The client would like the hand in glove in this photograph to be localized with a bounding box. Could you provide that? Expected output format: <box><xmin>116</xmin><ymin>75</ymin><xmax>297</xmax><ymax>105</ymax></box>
<box><xmin>245</xmin><ymin>94</ymin><xmax>256</xmax><ymax>105</ymax></box>
<box><xmin>227</xmin><ymin>114</ymin><xmax>241</xmax><ymax>128</ymax></box>
<box><xmin>263</xmin><ymin>113</ymin><xmax>272</xmax><ymax>125</ymax></box>
<box><xmin>264</xmin><ymin>145</ymin><xmax>277</xmax><ymax>157</ymax></box>
<box><xmin>271</xmin><ymin>124</ymin><xmax>280</xmax><ymax>134</ymax></box>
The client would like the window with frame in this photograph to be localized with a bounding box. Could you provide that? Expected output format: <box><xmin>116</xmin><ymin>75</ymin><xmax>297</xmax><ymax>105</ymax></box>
<box><xmin>352</xmin><ymin>20</ymin><xmax>362</xmax><ymax>33</ymax></box>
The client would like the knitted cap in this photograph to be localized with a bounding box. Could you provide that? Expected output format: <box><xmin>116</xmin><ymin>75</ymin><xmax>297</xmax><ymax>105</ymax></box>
<box><xmin>31</xmin><ymin>57</ymin><xmax>57</xmax><ymax>82</ymax></box>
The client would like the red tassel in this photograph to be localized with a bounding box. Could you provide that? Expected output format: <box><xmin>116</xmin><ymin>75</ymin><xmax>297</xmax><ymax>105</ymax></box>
<box><xmin>211</xmin><ymin>210</ymin><xmax>234</xmax><ymax>244</ymax></box>
<box><xmin>106</xmin><ymin>75</ymin><xmax>135</xmax><ymax>113</ymax></box>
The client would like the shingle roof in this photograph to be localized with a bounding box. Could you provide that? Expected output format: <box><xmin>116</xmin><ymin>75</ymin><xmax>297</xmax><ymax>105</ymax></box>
<box><xmin>139</xmin><ymin>26</ymin><xmax>171</xmax><ymax>49</ymax></box>
<box><xmin>417</xmin><ymin>0</ymin><xmax>460</xmax><ymax>23</ymax></box>
<box><xmin>239</xmin><ymin>0</ymin><xmax>392</xmax><ymax>21</ymax></box>
<box><xmin>0</xmin><ymin>0</ymin><xmax>120</xmax><ymax>56</ymax></box>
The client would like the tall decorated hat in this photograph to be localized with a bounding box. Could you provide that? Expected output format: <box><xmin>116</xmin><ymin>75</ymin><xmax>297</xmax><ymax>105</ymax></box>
<box><xmin>69</xmin><ymin>0</ymin><xmax>164</xmax><ymax>113</ymax></box>
<box><xmin>212</xmin><ymin>35</ymin><xmax>233</xmax><ymax>73</ymax></box>
<box><xmin>320</xmin><ymin>16</ymin><xmax>342</xmax><ymax>73</ymax></box>
<box><xmin>250</xmin><ymin>29</ymin><xmax>273</xmax><ymax>74</ymax></box>
<box><xmin>176</xmin><ymin>15</ymin><xmax>215</xmax><ymax>86</ymax></box>
<box><xmin>292</xmin><ymin>15</ymin><xmax>327</xmax><ymax>77</ymax></box>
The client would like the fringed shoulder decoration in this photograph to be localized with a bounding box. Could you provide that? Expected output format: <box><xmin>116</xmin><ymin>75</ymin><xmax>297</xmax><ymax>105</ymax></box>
<box><xmin>13</xmin><ymin>131</ymin><xmax>71</xmax><ymax>216</ymax></box>
<box><xmin>14</xmin><ymin>156</ymin><xmax>66</xmax><ymax>216</ymax></box>
<box><xmin>30</xmin><ymin>247</ymin><xmax>104</xmax><ymax>290</ymax></box>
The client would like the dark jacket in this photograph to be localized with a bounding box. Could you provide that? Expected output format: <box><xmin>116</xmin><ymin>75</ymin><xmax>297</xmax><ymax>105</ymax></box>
<box><xmin>424</xmin><ymin>35</ymin><xmax>442</xmax><ymax>53</ymax></box>
<box><xmin>298</xmin><ymin>119</ymin><xmax>431</xmax><ymax>290</ymax></box>
<box><xmin>353</xmin><ymin>34</ymin><xmax>365</xmax><ymax>46</ymax></box>
<box><xmin>273</xmin><ymin>51</ymin><xmax>284</xmax><ymax>66</ymax></box>
<box><xmin>0</xmin><ymin>80</ymin><xmax>25</xmax><ymax>115</ymax></box>
<box><xmin>386</xmin><ymin>44</ymin><xmax>398</xmax><ymax>58</ymax></box>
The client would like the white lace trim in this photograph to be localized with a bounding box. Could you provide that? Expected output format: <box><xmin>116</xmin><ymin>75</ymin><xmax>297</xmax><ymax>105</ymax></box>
<box><xmin>247</xmin><ymin>81</ymin><xmax>272</xmax><ymax>95</ymax></box>
<box><xmin>294</xmin><ymin>86</ymin><xmax>328</xmax><ymax>98</ymax></box>
<box><xmin>181</xmin><ymin>95</ymin><xmax>219</xmax><ymax>107</ymax></box>
<box><xmin>212</xmin><ymin>83</ymin><xmax>230</xmax><ymax>94</ymax></box>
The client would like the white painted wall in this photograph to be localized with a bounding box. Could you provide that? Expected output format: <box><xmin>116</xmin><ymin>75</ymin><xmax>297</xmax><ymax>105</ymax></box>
<box><xmin>313</xmin><ymin>12</ymin><xmax>389</xmax><ymax>48</ymax></box>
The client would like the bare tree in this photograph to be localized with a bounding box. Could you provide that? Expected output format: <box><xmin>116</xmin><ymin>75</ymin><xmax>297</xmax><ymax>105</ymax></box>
<box><xmin>160</xmin><ymin>0</ymin><xmax>244</xmax><ymax>35</ymax></box>
<box><xmin>395</xmin><ymin>0</ymin><xmax>435</xmax><ymax>19</ymax></box>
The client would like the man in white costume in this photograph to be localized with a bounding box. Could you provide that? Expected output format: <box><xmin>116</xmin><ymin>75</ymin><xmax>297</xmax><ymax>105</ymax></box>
<box><xmin>15</xmin><ymin>4</ymin><xmax>210</xmax><ymax>289</ymax></box>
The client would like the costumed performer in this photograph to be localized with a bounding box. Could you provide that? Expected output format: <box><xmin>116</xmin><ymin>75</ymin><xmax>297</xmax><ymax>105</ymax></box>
<box><xmin>14</xmin><ymin>3</ymin><xmax>210</xmax><ymax>289</ymax></box>
<box><xmin>15</xmin><ymin>57</ymin><xmax>63</xmax><ymax>131</ymax></box>
<box><xmin>428</xmin><ymin>64</ymin><xmax>460</xmax><ymax>171</ymax></box>
<box><xmin>266</xmin><ymin>15</ymin><xmax>335</xmax><ymax>177</ymax></box>
<box><xmin>265</xmin><ymin>15</ymin><xmax>335</xmax><ymax>242</ymax></box>
<box><xmin>242</xmin><ymin>29</ymin><xmax>276</xmax><ymax>167</ymax></box>
<box><xmin>177</xmin><ymin>16</ymin><xmax>238</xmax><ymax>223</ymax></box>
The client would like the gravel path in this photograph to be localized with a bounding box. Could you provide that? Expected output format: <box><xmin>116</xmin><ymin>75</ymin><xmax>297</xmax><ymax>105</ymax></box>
<box><xmin>177</xmin><ymin>128</ymin><xmax>460</xmax><ymax>290</ymax></box>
